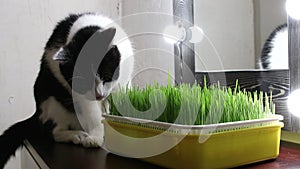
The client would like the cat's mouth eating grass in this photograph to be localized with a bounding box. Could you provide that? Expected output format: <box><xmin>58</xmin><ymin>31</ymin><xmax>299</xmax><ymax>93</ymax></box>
<box><xmin>96</xmin><ymin>93</ymin><xmax>105</xmax><ymax>100</ymax></box>
<box><xmin>95</xmin><ymin>89</ymin><xmax>106</xmax><ymax>101</ymax></box>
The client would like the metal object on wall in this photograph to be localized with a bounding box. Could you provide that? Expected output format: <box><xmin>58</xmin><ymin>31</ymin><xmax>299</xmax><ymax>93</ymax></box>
<box><xmin>173</xmin><ymin>0</ymin><xmax>195</xmax><ymax>84</ymax></box>
<box><xmin>288</xmin><ymin>16</ymin><xmax>300</xmax><ymax>132</ymax></box>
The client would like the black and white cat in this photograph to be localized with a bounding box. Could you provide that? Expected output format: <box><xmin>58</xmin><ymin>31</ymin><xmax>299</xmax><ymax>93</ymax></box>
<box><xmin>0</xmin><ymin>13</ymin><xmax>134</xmax><ymax>168</ymax></box>
<box><xmin>259</xmin><ymin>24</ymin><xmax>288</xmax><ymax>69</ymax></box>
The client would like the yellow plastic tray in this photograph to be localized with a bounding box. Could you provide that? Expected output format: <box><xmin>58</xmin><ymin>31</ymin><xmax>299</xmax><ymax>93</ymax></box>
<box><xmin>103</xmin><ymin>115</ymin><xmax>283</xmax><ymax>169</ymax></box>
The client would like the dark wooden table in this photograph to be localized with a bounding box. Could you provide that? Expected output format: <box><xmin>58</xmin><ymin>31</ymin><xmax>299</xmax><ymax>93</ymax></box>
<box><xmin>24</xmin><ymin>137</ymin><xmax>300</xmax><ymax>169</ymax></box>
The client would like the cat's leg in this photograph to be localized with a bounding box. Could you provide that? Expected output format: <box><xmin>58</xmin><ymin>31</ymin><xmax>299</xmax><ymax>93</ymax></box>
<box><xmin>87</xmin><ymin>125</ymin><xmax>104</xmax><ymax>146</ymax></box>
<box><xmin>53</xmin><ymin>130</ymin><xmax>102</xmax><ymax>147</ymax></box>
<box><xmin>71</xmin><ymin>93</ymin><xmax>107</xmax><ymax>147</ymax></box>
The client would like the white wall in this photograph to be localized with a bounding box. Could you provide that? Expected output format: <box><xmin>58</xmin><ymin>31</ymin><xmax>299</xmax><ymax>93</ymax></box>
<box><xmin>194</xmin><ymin>0</ymin><xmax>255</xmax><ymax>71</ymax></box>
<box><xmin>121</xmin><ymin>0</ymin><xmax>174</xmax><ymax>87</ymax></box>
<box><xmin>0</xmin><ymin>1</ymin><xmax>119</xmax><ymax>169</ymax></box>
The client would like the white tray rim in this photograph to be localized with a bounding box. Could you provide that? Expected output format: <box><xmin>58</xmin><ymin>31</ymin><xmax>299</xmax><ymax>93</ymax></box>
<box><xmin>103</xmin><ymin>114</ymin><xmax>283</xmax><ymax>131</ymax></box>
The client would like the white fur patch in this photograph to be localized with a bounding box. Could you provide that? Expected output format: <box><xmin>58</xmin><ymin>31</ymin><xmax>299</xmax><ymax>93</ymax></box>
<box><xmin>268</xmin><ymin>28</ymin><xmax>288</xmax><ymax>69</ymax></box>
<box><xmin>67</xmin><ymin>14</ymin><xmax>113</xmax><ymax>44</ymax></box>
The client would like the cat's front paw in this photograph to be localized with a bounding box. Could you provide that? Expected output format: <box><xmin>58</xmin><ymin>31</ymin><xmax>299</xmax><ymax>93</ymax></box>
<box><xmin>53</xmin><ymin>130</ymin><xmax>89</xmax><ymax>145</ymax></box>
<box><xmin>71</xmin><ymin>131</ymin><xmax>89</xmax><ymax>145</ymax></box>
<box><xmin>81</xmin><ymin>135</ymin><xmax>103</xmax><ymax>148</ymax></box>
<box><xmin>53</xmin><ymin>130</ymin><xmax>102</xmax><ymax>148</ymax></box>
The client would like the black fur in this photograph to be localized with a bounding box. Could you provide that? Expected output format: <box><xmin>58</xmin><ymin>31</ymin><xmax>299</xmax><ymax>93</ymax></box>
<box><xmin>260</xmin><ymin>23</ymin><xmax>287</xmax><ymax>69</ymax></box>
<box><xmin>0</xmin><ymin>13</ymin><xmax>121</xmax><ymax>168</ymax></box>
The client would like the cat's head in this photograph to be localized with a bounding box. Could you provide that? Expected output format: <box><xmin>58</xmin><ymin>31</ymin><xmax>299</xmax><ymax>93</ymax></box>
<box><xmin>55</xmin><ymin>27</ymin><xmax>120</xmax><ymax>101</ymax></box>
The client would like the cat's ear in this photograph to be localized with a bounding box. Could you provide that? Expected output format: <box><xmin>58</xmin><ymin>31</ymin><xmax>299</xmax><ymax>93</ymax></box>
<box><xmin>53</xmin><ymin>48</ymin><xmax>67</xmax><ymax>61</ymax></box>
